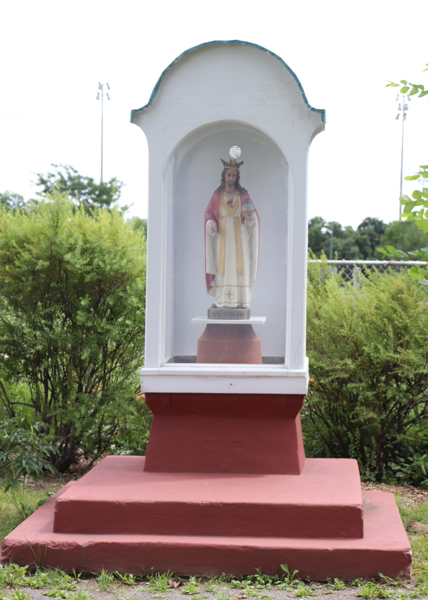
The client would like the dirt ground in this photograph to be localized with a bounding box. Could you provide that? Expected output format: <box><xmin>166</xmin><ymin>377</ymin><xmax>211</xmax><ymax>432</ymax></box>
<box><xmin>10</xmin><ymin>578</ymin><xmax>428</xmax><ymax>600</ymax></box>
<box><xmin>361</xmin><ymin>481</ymin><xmax>428</xmax><ymax>505</ymax></box>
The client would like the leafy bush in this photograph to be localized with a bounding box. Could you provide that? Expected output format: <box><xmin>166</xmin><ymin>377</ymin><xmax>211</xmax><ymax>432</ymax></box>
<box><xmin>304</xmin><ymin>265</ymin><xmax>428</xmax><ymax>482</ymax></box>
<box><xmin>389</xmin><ymin>453</ymin><xmax>428</xmax><ymax>487</ymax></box>
<box><xmin>0</xmin><ymin>417</ymin><xmax>56</xmax><ymax>490</ymax></box>
<box><xmin>106</xmin><ymin>394</ymin><xmax>152</xmax><ymax>456</ymax></box>
<box><xmin>0</xmin><ymin>194</ymin><xmax>146</xmax><ymax>472</ymax></box>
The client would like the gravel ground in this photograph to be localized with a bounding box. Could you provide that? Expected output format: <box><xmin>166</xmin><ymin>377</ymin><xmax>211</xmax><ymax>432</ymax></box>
<box><xmin>8</xmin><ymin>579</ymin><xmax>428</xmax><ymax>600</ymax></box>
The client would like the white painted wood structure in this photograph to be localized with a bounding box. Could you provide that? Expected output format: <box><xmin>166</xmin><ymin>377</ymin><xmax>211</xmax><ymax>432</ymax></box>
<box><xmin>132</xmin><ymin>41</ymin><xmax>325</xmax><ymax>395</ymax></box>
<box><xmin>191</xmin><ymin>317</ymin><xmax>267</xmax><ymax>326</ymax></box>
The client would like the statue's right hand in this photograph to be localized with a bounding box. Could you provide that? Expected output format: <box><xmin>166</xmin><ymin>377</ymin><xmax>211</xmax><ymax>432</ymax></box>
<box><xmin>206</xmin><ymin>220</ymin><xmax>217</xmax><ymax>236</ymax></box>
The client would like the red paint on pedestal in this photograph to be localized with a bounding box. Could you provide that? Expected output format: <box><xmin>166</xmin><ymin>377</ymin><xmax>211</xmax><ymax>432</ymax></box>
<box><xmin>52</xmin><ymin>456</ymin><xmax>363</xmax><ymax>538</ymax></box>
<box><xmin>144</xmin><ymin>393</ymin><xmax>305</xmax><ymax>474</ymax></box>
<box><xmin>196</xmin><ymin>324</ymin><xmax>261</xmax><ymax>363</ymax></box>
<box><xmin>3</xmin><ymin>467</ymin><xmax>411</xmax><ymax>580</ymax></box>
<box><xmin>1</xmin><ymin>396</ymin><xmax>412</xmax><ymax>579</ymax></box>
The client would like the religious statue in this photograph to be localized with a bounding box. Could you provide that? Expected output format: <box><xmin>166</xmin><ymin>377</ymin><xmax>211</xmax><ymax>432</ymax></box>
<box><xmin>204</xmin><ymin>149</ymin><xmax>259</xmax><ymax>309</ymax></box>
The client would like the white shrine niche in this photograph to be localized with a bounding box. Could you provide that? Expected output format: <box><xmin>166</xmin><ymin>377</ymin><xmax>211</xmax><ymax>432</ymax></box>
<box><xmin>166</xmin><ymin>122</ymin><xmax>288</xmax><ymax>362</ymax></box>
<box><xmin>132</xmin><ymin>41</ymin><xmax>325</xmax><ymax>395</ymax></box>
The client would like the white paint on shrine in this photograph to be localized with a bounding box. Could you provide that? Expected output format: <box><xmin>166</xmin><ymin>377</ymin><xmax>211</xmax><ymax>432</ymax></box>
<box><xmin>191</xmin><ymin>317</ymin><xmax>266</xmax><ymax>326</ymax></box>
<box><xmin>134</xmin><ymin>41</ymin><xmax>324</xmax><ymax>394</ymax></box>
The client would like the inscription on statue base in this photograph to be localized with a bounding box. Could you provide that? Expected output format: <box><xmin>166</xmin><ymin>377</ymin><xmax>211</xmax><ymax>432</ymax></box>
<box><xmin>208</xmin><ymin>307</ymin><xmax>250</xmax><ymax>320</ymax></box>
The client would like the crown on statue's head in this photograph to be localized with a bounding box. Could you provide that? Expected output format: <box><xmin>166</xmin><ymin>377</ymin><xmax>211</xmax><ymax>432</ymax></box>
<box><xmin>221</xmin><ymin>158</ymin><xmax>244</xmax><ymax>170</ymax></box>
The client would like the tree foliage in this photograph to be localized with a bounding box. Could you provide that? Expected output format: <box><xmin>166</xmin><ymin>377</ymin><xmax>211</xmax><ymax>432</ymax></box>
<box><xmin>357</xmin><ymin>217</ymin><xmax>387</xmax><ymax>257</ymax></box>
<box><xmin>0</xmin><ymin>192</ymin><xmax>26</xmax><ymax>213</ymax></box>
<box><xmin>0</xmin><ymin>193</ymin><xmax>146</xmax><ymax>472</ymax></box>
<box><xmin>129</xmin><ymin>216</ymin><xmax>147</xmax><ymax>238</ymax></box>
<box><xmin>380</xmin><ymin>220</ymin><xmax>428</xmax><ymax>254</ymax></box>
<box><xmin>379</xmin><ymin>65</ymin><xmax>428</xmax><ymax>268</ymax></box>
<box><xmin>386</xmin><ymin>65</ymin><xmax>428</xmax><ymax>98</ymax></box>
<box><xmin>308</xmin><ymin>216</ymin><xmax>386</xmax><ymax>259</ymax></box>
<box><xmin>400</xmin><ymin>165</ymin><xmax>428</xmax><ymax>235</ymax></box>
<box><xmin>35</xmin><ymin>164</ymin><xmax>125</xmax><ymax>213</ymax></box>
<box><xmin>304</xmin><ymin>265</ymin><xmax>428</xmax><ymax>482</ymax></box>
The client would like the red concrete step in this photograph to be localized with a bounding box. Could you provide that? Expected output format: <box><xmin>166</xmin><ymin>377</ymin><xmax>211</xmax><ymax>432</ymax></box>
<box><xmin>51</xmin><ymin>456</ymin><xmax>363</xmax><ymax>539</ymax></box>
<box><xmin>3</xmin><ymin>488</ymin><xmax>410</xmax><ymax>580</ymax></box>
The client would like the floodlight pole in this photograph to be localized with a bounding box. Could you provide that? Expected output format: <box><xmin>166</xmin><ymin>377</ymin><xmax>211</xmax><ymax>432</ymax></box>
<box><xmin>395</xmin><ymin>94</ymin><xmax>410</xmax><ymax>221</ymax></box>
<box><xmin>96</xmin><ymin>83</ymin><xmax>111</xmax><ymax>183</ymax></box>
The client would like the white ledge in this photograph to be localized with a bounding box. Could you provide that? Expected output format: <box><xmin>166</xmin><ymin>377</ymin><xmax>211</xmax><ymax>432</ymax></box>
<box><xmin>191</xmin><ymin>316</ymin><xmax>267</xmax><ymax>325</ymax></box>
<box><xmin>140</xmin><ymin>359</ymin><xmax>309</xmax><ymax>395</ymax></box>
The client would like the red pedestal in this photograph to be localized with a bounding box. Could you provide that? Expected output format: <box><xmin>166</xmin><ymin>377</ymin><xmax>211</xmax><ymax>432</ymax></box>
<box><xmin>3</xmin><ymin>457</ymin><xmax>411</xmax><ymax>580</ymax></box>
<box><xmin>52</xmin><ymin>457</ymin><xmax>363</xmax><ymax>538</ymax></box>
<box><xmin>197</xmin><ymin>324</ymin><xmax>261</xmax><ymax>363</ymax></box>
<box><xmin>2</xmin><ymin>393</ymin><xmax>411</xmax><ymax>579</ymax></box>
<box><xmin>144</xmin><ymin>393</ymin><xmax>305</xmax><ymax>474</ymax></box>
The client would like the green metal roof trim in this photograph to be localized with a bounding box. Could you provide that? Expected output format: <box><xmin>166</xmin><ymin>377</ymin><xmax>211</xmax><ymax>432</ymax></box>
<box><xmin>130</xmin><ymin>40</ymin><xmax>326</xmax><ymax>124</ymax></box>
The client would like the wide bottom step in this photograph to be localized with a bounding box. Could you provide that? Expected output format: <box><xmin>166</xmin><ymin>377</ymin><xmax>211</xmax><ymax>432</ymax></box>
<box><xmin>2</xmin><ymin>489</ymin><xmax>411</xmax><ymax>580</ymax></box>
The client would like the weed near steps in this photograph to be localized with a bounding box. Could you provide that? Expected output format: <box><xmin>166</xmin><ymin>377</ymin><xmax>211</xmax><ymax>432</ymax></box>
<box><xmin>0</xmin><ymin>564</ymin><xmax>427</xmax><ymax>600</ymax></box>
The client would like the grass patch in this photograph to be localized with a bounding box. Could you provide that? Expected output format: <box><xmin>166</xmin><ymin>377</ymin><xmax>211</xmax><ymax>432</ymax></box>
<box><xmin>397</xmin><ymin>499</ymin><xmax>428</xmax><ymax>527</ymax></box>
<box><xmin>94</xmin><ymin>570</ymin><xmax>115</xmax><ymax>591</ymax></box>
<box><xmin>396</xmin><ymin>496</ymin><xmax>428</xmax><ymax>589</ymax></box>
<box><xmin>0</xmin><ymin>483</ymin><xmax>61</xmax><ymax>544</ymax></box>
<box><xmin>181</xmin><ymin>577</ymin><xmax>200</xmax><ymax>595</ymax></box>
<box><xmin>411</xmin><ymin>537</ymin><xmax>428</xmax><ymax>587</ymax></box>
<box><xmin>147</xmin><ymin>571</ymin><xmax>174</xmax><ymax>593</ymax></box>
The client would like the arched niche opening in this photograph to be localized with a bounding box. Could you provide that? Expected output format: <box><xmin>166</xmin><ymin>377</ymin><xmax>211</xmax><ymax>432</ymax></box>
<box><xmin>163</xmin><ymin>121</ymin><xmax>290</xmax><ymax>364</ymax></box>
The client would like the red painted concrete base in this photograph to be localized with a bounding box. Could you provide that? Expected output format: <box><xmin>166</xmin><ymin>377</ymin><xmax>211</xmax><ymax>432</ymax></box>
<box><xmin>2</xmin><ymin>456</ymin><xmax>411</xmax><ymax>580</ymax></box>
<box><xmin>144</xmin><ymin>394</ymin><xmax>305</xmax><ymax>474</ymax></box>
<box><xmin>52</xmin><ymin>457</ymin><xmax>363</xmax><ymax>538</ymax></box>
<box><xmin>197</xmin><ymin>324</ymin><xmax>261</xmax><ymax>363</ymax></box>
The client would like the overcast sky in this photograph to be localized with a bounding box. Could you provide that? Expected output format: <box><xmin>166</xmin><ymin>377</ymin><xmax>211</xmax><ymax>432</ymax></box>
<box><xmin>1</xmin><ymin>0</ymin><xmax>427</xmax><ymax>229</ymax></box>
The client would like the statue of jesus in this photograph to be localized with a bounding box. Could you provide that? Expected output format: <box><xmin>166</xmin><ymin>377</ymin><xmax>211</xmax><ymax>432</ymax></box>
<box><xmin>204</xmin><ymin>153</ymin><xmax>260</xmax><ymax>309</ymax></box>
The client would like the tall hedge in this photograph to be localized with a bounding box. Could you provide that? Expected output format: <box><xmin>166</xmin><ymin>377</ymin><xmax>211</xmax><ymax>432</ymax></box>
<box><xmin>305</xmin><ymin>265</ymin><xmax>428</xmax><ymax>481</ymax></box>
<box><xmin>0</xmin><ymin>194</ymin><xmax>146</xmax><ymax>472</ymax></box>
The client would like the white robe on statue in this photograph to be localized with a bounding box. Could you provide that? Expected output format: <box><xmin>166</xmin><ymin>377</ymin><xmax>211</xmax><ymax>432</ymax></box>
<box><xmin>205</xmin><ymin>191</ymin><xmax>259</xmax><ymax>308</ymax></box>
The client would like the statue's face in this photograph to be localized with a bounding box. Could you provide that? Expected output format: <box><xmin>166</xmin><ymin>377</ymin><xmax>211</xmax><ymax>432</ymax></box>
<box><xmin>225</xmin><ymin>169</ymin><xmax>238</xmax><ymax>188</ymax></box>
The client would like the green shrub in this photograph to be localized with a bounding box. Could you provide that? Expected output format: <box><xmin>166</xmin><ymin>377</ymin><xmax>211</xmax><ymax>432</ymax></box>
<box><xmin>0</xmin><ymin>417</ymin><xmax>56</xmax><ymax>489</ymax></box>
<box><xmin>304</xmin><ymin>266</ymin><xmax>428</xmax><ymax>482</ymax></box>
<box><xmin>106</xmin><ymin>393</ymin><xmax>152</xmax><ymax>456</ymax></box>
<box><xmin>389</xmin><ymin>452</ymin><xmax>428</xmax><ymax>487</ymax></box>
<box><xmin>0</xmin><ymin>194</ymin><xmax>146</xmax><ymax>472</ymax></box>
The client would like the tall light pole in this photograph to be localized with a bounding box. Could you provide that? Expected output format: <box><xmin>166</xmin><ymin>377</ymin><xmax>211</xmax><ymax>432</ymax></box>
<box><xmin>96</xmin><ymin>82</ymin><xmax>111</xmax><ymax>183</ymax></box>
<box><xmin>321</xmin><ymin>226</ymin><xmax>333</xmax><ymax>260</ymax></box>
<box><xmin>395</xmin><ymin>93</ymin><xmax>410</xmax><ymax>221</ymax></box>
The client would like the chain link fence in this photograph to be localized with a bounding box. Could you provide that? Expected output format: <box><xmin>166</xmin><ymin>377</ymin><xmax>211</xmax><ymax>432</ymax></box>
<box><xmin>308</xmin><ymin>260</ymin><xmax>428</xmax><ymax>286</ymax></box>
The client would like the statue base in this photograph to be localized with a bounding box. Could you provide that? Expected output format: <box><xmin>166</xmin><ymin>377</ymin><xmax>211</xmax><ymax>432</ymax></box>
<box><xmin>207</xmin><ymin>307</ymin><xmax>250</xmax><ymax>319</ymax></box>
<box><xmin>196</xmin><ymin>323</ymin><xmax>261</xmax><ymax>364</ymax></box>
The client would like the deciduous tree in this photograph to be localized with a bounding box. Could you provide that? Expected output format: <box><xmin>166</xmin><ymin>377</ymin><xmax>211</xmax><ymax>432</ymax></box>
<box><xmin>35</xmin><ymin>164</ymin><xmax>125</xmax><ymax>213</ymax></box>
<box><xmin>379</xmin><ymin>65</ymin><xmax>428</xmax><ymax>271</ymax></box>
<box><xmin>0</xmin><ymin>191</ymin><xmax>26</xmax><ymax>212</ymax></box>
